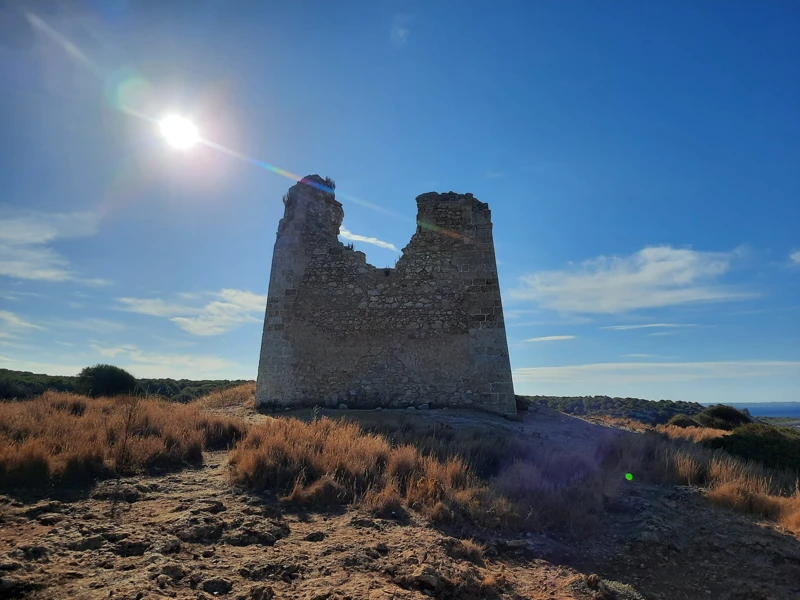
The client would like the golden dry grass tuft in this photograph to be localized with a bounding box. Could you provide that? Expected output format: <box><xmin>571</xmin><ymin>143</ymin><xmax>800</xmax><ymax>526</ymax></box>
<box><xmin>0</xmin><ymin>391</ymin><xmax>247</xmax><ymax>488</ymax></box>
<box><xmin>656</xmin><ymin>423</ymin><xmax>730</xmax><ymax>442</ymax></box>
<box><xmin>609</xmin><ymin>429</ymin><xmax>800</xmax><ymax>533</ymax></box>
<box><xmin>194</xmin><ymin>382</ymin><xmax>256</xmax><ymax>410</ymax></box>
<box><xmin>228</xmin><ymin>416</ymin><xmax>525</xmax><ymax>530</ymax></box>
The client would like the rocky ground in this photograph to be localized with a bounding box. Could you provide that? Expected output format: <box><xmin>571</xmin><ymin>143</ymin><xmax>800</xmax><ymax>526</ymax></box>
<box><xmin>1</xmin><ymin>406</ymin><xmax>799</xmax><ymax>599</ymax></box>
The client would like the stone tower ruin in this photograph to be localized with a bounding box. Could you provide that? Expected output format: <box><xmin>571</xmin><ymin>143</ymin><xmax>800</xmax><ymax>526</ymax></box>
<box><xmin>256</xmin><ymin>175</ymin><xmax>516</xmax><ymax>415</ymax></box>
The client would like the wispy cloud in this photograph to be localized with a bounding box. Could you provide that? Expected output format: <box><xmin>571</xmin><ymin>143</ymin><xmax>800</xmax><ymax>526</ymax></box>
<box><xmin>514</xmin><ymin>360</ymin><xmax>800</xmax><ymax>384</ymax></box>
<box><xmin>790</xmin><ymin>250</ymin><xmax>800</xmax><ymax>266</ymax></box>
<box><xmin>51</xmin><ymin>318</ymin><xmax>126</xmax><ymax>334</ymax></box>
<box><xmin>601</xmin><ymin>323</ymin><xmax>697</xmax><ymax>331</ymax></box>
<box><xmin>512</xmin><ymin>246</ymin><xmax>756</xmax><ymax>314</ymax></box>
<box><xmin>485</xmin><ymin>170</ymin><xmax>506</xmax><ymax>179</ymax></box>
<box><xmin>0</xmin><ymin>348</ymin><xmax>249</xmax><ymax>380</ymax></box>
<box><xmin>85</xmin><ymin>344</ymin><xmax>246</xmax><ymax>379</ymax></box>
<box><xmin>0</xmin><ymin>210</ymin><xmax>110</xmax><ymax>284</ymax></box>
<box><xmin>339</xmin><ymin>226</ymin><xmax>399</xmax><ymax>252</ymax></box>
<box><xmin>525</xmin><ymin>335</ymin><xmax>576</xmax><ymax>342</ymax></box>
<box><xmin>115</xmin><ymin>289</ymin><xmax>267</xmax><ymax>336</ymax></box>
<box><xmin>0</xmin><ymin>310</ymin><xmax>44</xmax><ymax>331</ymax></box>
<box><xmin>649</xmin><ymin>331</ymin><xmax>678</xmax><ymax>337</ymax></box>
<box><xmin>391</xmin><ymin>13</ymin><xmax>414</xmax><ymax>48</ymax></box>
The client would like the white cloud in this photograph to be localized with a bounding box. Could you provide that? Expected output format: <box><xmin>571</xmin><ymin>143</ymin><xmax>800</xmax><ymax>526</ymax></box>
<box><xmin>512</xmin><ymin>246</ymin><xmax>755</xmax><ymax>314</ymax></box>
<box><xmin>51</xmin><ymin>318</ymin><xmax>126</xmax><ymax>334</ymax></box>
<box><xmin>0</xmin><ymin>348</ymin><xmax>251</xmax><ymax>380</ymax></box>
<box><xmin>525</xmin><ymin>335</ymin><xmax>576</xmax><ymax>342</ymax></box>
<box><xmin>485</xmin><ymin>170</ymin><xmax>506</xmax><ymax>179</ymax></box>
<box><xmin>339</xmin><ymin>226</ymin><xmax>399</xmax><ymax>252</ymax></box>
<box><xmin>0</xmin><ymin>210</ymin><xmax>109</xmax><ymax>284</ymax></box>
<box><xmin>115</xmin><ymin>288</ymin><xmax>267</xmax><ymax>336</ymax></box>
<box><xmin>84</xmin><ymin>344</ymin><xmax>248</xmax><ymax>379</ymax></box>
<box><xmin>0</xmin><ymin>310</ymin><xmax>44</xmax><ymax>331</ymax></box>
<box><xmin>391</xmin><ymin>14</ymin><xmax>414</xmax><ymax>48</ymax></box>
<box><xmin>514</xmin><ymin>360</ymin><xmax>800</xmax><ymax>385</ymax></box>
<box><xmin>790</xmin><ymin>250</ymin><xmax>800</xmax><ymax>266</ymax></box>
<box><xmin>602</xmin><ymin>323</ymin><xmax>697</xmax><ymax>331</ymax></box>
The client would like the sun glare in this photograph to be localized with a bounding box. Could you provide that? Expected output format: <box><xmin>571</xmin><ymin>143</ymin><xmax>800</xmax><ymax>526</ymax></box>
<box><xmin>159</xmin><ymin>115</ymin><xmax>199</xmax><ymax>149</ymax></box>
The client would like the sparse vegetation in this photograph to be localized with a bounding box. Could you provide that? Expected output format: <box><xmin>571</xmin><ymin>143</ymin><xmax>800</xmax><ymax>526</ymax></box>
<box><xmin>0</xmin><ymin>391</ymin><xmax>246</xmax><ymax>488</ymax></box>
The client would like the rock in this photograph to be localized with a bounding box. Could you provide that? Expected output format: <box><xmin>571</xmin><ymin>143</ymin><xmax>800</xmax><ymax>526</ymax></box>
<box><xmin>195</xmin><ymin>500</ymin><xmax>226</xmax><ymax>514</ymax></box>
<box><xmin>249</xmin><ymin>585</ymin><xmax>274</xmax><ymax>600</ymax></box>
<box><xmin>202</xmin><ymin>577</ymin><xmax>233</xmax><ymax>594</ymax></box>
<box><xmin>171</xmin><ymin>514</ymin><xmax>224</xmax><ymax>543</ymax></box>
<box><xmin>189</xmin><ymin>572</ymin><xmax>205</xmax><ymax>589</ymax></box>
<box><xmin>414</xmin><ymin>565</ymin><xmax>441</xmax><ymax>590</ymax></box>
<box><xmin>222</xmin><ymin>528</ymin><xmax>277</xmax><ymax>547</ymax></box>
<box><xmin>375</xmin><ymin>542</ymin><xmax>389</xmax><ymax>555</ymax></box>
<box><xmin>303</xmin><ymin>531</ymin><xmax>325</xmax><ymax>542</ymax></box>
<box><xmin>0</xmin><ymin>575</ymin><xmax>31</xmax><ymax>596</ymax></box>
<box><xmin>36</xmin><ymin>513</ymin><xmax>63</xmax><ymax>525</ymax></box>
<box><xmin>503</xmin><ymin>539</ymin><xmax>527</xmax><ymax>549</ymax></box>
<box><xmin>113</xmin><ymin>538</ymin><xmax>150</xmax><ymax>557</ymax></box>
<box><xmin>91</xmin><ymin>481</ymin><xmax>141</xmax><ymax>503</ymax></box>
<box><xmin>13</xmin><ymin>545</ymin><xmax>49</xmax><ymax>561</ymax></box>
<box><xmin>156</xmin><ymin>574</ymin><xmax>170</xmax><ymax>588</ymax></box>
<box><xmin>406</xmin><ymin>406</ymin><xmax>417</xmax><ymax>411</ymax></box>
<box><xmin>639</xmin><ymin>531</ymin><xmax>660</xmax><ymax>544</ymax></box>
<box><xmin>69</xmin><ymin>534</ymin><xmax>106</xmax><ymax>551</ymax></box>
<box><xmin>161</xmin><ymin>563</ymin><xmax>186</xmax><ymax>580</ymax></box>
<box><xmin>338</xmin><ymin>404</ymin><xmax>349</xmax><ymax>410</ymax></box>
<box><xmin>150</xmin><ymin>536</ymin><xmax>181</xmax><ymax>554</ymax></box>
<box><xmin>0</xmin><ymin>561</ymin><xmax>22</xmax><ymax>571</ymax></box>
<box><xmin>418</xmin><ymin>403</ymin><xmax>430</xmax><ymax>410</ymax></box>
<box><xmin>22</xmin><ymin>501</ymin><xmax>63</xmax><ymax>517</ymax></box>
<box><xmin>202</xmin><ymin>548</ymin><xmax>216</xmax><ymax>558</ymax></box>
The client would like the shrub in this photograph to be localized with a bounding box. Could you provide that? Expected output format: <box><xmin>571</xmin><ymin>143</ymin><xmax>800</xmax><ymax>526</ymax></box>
<box><xmin>76</xmin><ymin>364</ymin><xmax>137</xmax><ymax>397</ymax></box>
<box><xmin>704</xmin><ymin>423</ymin><xmax>800</xmax><ymax>472</ymax></box>
<box><xmin>694</xmin><ymin>405</ymin><xmax>752</xmax><ymax>430</ymax></box>
<box><xmin>667</xmin><ymin>414</ymin><xmax>700</xmax><ymax>428</ymax></box>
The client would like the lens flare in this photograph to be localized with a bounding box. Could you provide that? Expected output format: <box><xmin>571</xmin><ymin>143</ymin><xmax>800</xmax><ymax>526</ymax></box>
<box><xmin>625</xmin><ymin>473</ymin><xmax>634</xmax><ymax>481</ymax></box>
<box><xmin>159</xmin><ymin>116</ymin><xmax>199</xmax><ymax>149</ymax></box>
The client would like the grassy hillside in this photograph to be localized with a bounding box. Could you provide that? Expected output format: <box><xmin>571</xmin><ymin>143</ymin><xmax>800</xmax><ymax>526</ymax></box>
<box><xmin>0</xmin><ymin>368</ymin><xmax>251</xmax><ymax>402</ymax></box>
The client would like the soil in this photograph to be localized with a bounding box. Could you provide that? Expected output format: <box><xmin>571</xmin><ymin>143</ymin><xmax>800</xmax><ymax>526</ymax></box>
<box><xmin>1</xmin><ymin>405</ymin><xmax>799</xmax><ymax>599</ymax></box>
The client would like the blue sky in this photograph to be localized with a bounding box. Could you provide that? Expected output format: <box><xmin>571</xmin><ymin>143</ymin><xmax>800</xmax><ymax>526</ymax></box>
<box><xmin>1</xmin><ymin>1</ymin><xmax>799</xmax><ymax>403</ymax></box>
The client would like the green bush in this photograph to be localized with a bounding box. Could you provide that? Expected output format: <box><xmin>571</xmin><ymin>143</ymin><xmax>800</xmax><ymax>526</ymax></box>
<box><xmin>76</xmin><ymin>364</ymin><xmax>138</xmax><ymax>397</ymax></box>
<box><xmin>705</xmin><ymin>423</ymin><xmax>800</xmax><ymax>472</ymax></box>
<box><xmin>694</xmin><ymin>405</ymin><xmax>752</xmax><ymax>431</ymax></box>
<box><xmin>667</xmin><ymin>414</ymin><xmax>701</xmax><ymax>428</ymax></box>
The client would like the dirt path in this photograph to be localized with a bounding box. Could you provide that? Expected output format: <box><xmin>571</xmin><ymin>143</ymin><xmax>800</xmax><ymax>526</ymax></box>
<box><xmin>0</xmin><ymin>449</ymin><xmax>595</xmax><ymax>600</ymax></box>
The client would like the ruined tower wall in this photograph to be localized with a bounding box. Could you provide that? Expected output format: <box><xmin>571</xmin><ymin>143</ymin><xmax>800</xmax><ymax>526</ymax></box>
<box><xmin>256</xmin><ymin>175</ymin><xmax>516</xmax><ymax>415</ymax></box>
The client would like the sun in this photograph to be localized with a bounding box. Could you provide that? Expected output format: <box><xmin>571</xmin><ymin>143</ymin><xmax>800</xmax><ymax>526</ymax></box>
<box><xmin>159</xmin><ymin>115</ymin><xmax>199</xmax><ymax>149</ymax></box>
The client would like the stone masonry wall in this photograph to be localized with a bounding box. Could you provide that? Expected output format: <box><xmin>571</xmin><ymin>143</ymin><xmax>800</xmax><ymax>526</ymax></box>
<box><xmin>256</xmin><ymin>175</ymin><xmax>516</xmax><ymax>415</ymax></box>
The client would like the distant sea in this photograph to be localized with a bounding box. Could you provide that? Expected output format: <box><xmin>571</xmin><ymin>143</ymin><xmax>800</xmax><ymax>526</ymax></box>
<box><xmin>703</xmin><ymin>402</ymin><xmax>800</xmax><ymax>417</ymax></box>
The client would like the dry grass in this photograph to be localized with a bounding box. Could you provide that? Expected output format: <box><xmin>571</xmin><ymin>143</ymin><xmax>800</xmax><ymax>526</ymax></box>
<box><xmin>609</xmin><ymin>429</ymin><xmax>800</xmax><ymax>533</ymax></box>
<box><xmin>0</xmin><ymin>391</ymin><xmax>246</xmax><ymax>488</ymax></box>
<box><xmin>194</xmin><ymin>382</ymin><xmax>255</xmax><ymax>410</ymax></box>
<box><xmin>656</xmin><ymin>423</ymin><xmax>729</xmax><ymax>442</ymax></box>
<box><xmin>228</xmin><ymin>416</ymin><xmax>525</xmax><ymax>530</ymax></box>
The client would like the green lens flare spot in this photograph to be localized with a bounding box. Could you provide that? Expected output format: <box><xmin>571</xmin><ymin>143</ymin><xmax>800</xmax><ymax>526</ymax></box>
<box><xmin>625</xmin><ymin>473</ymin><xmax>634</xmax><ymax>481</ymax></box>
